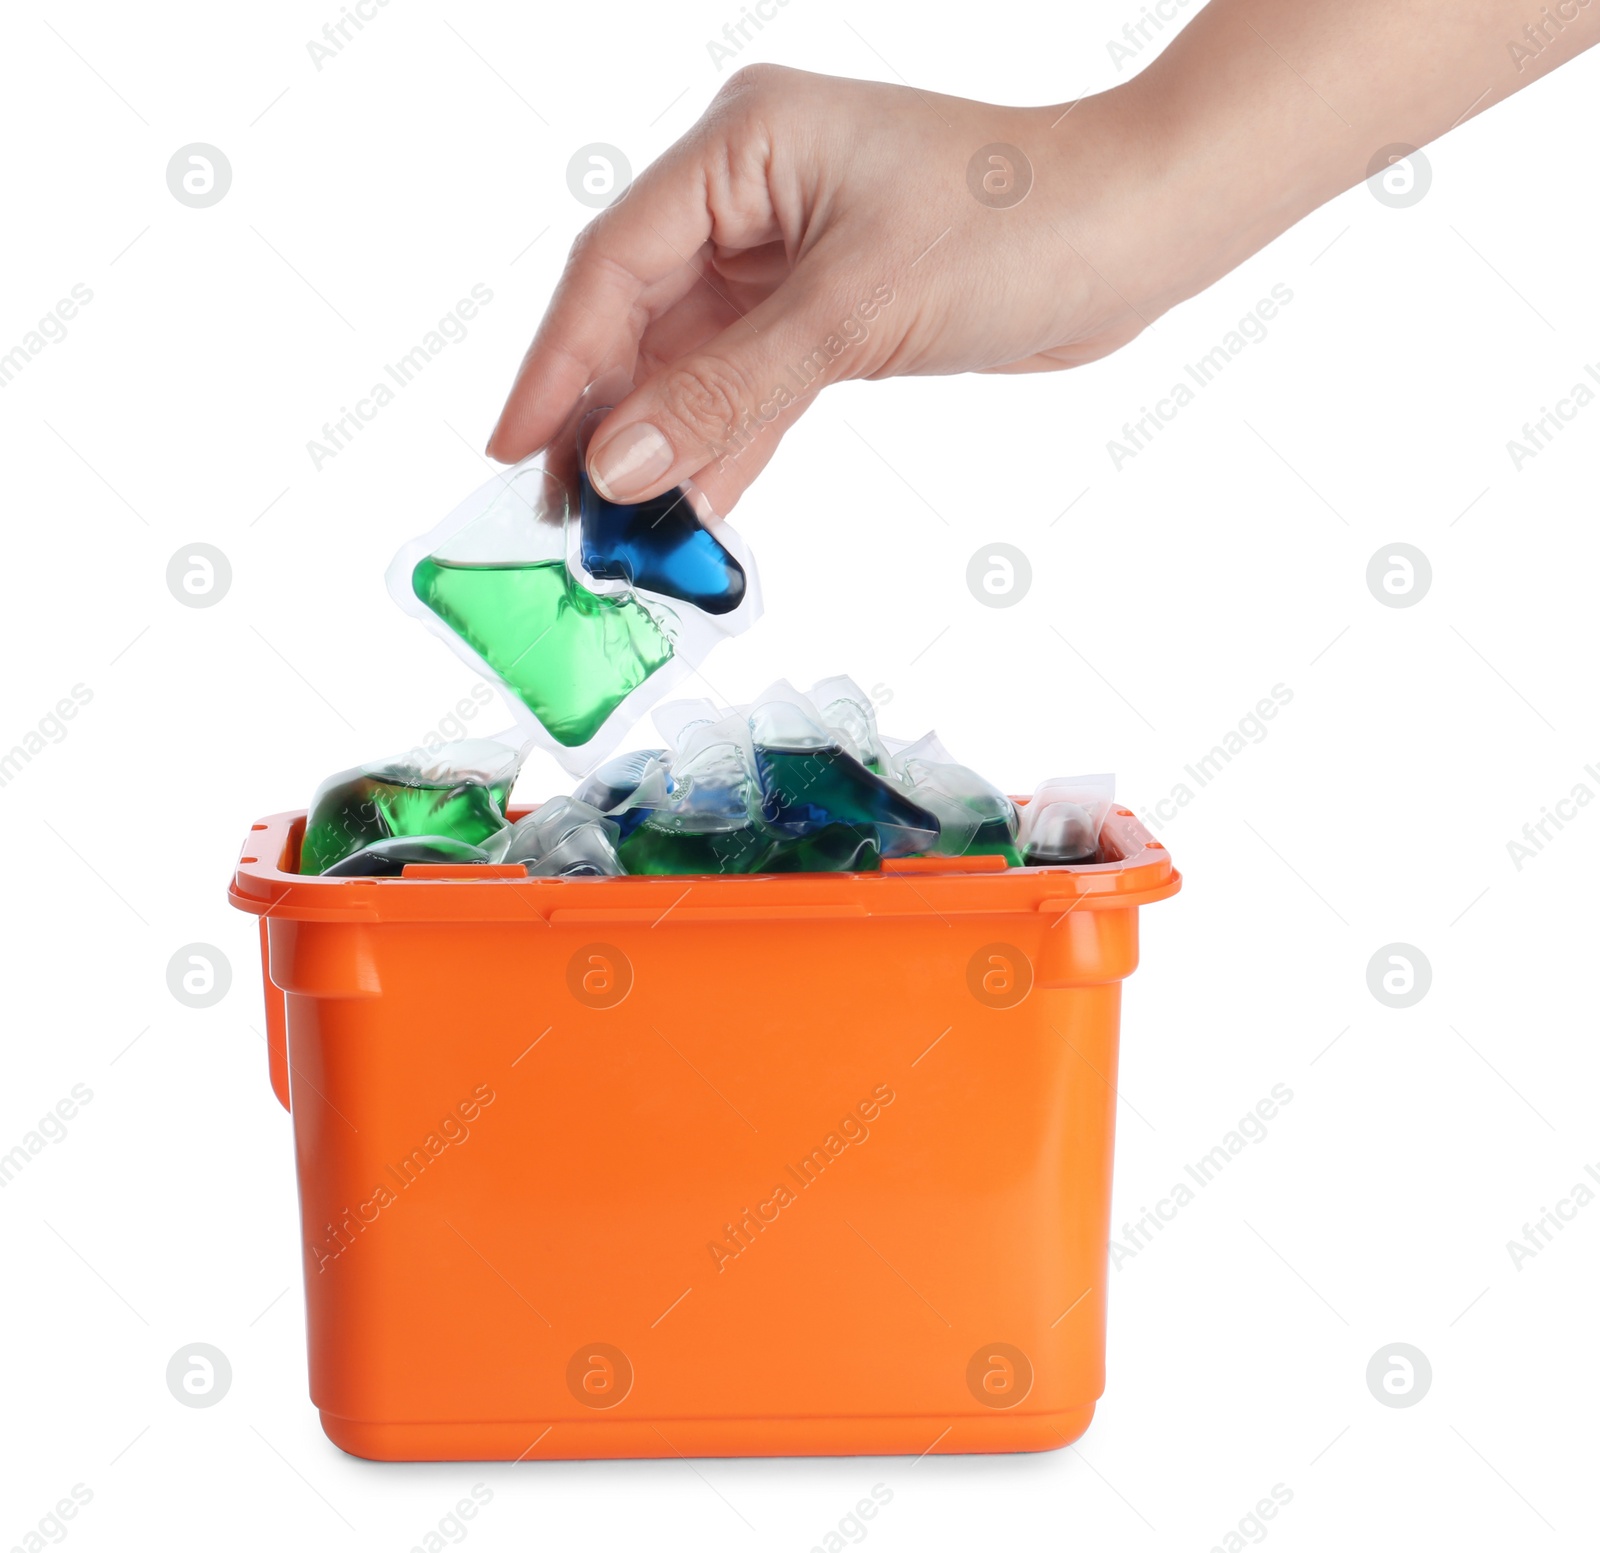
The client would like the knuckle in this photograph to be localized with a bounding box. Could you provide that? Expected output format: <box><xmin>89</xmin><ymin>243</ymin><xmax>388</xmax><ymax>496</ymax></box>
<box><xmin>719</xmin><ymin>61</ymin><xmax>790</xmax><ymax>100</ymax></box>
<box><xmin>656</xmin><ymin>358</ymin><xmax>753</xmax><ymax>452</ymax></box>
<box><xmin>566</xmin><ymin>220</ymin><xmax>602</xmax><ymax>268</ymax></box>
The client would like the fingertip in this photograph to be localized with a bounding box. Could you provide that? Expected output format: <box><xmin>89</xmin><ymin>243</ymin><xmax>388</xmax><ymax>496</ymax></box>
<box><xmin>485</xmin><ymin>381</ymin><xmax>556</xmax><ymax>467</ymax></box>
<box><xmin>484</xmin><ymin>374</ymin><xmax>536</xmax><ymax>464</ymax></box>
<box><xmin>484</xmin><ymin>424</ymin><xmax>528</xmax><ymax>465</ymax></box>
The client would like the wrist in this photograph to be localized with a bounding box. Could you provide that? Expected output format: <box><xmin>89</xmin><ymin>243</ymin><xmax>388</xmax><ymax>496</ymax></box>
<box><xmin>1043</xmin><ymin>54</ymin><xmax>1347</xmax><ymax>326</ymax></box>
<box><xmin>1027</xmin><ymin>86</ymin><xmax>1227</xmax><ymax>332</ymax></box>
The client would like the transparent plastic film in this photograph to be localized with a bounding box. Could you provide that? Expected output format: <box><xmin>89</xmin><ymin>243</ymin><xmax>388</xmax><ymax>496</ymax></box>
<box><xmin>504</xmin><ymin>797</ymin><xmax>624</xmax><ymax>877</ymax></box>
<box><xmin>1017</xmin><ymin>774</ymin><xmax>1117</xmax><ymax>865</ymax></box>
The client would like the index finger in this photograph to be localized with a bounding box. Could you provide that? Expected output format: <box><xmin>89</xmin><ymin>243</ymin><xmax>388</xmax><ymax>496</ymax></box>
<box><xmin>486</xmin><ymin>125</ymin><xmax>779</xmax><ymax>463</ymax></box>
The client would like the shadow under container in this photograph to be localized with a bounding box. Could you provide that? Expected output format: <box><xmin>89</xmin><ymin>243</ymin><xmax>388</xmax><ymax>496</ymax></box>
<box><xmin>229</xmin><ymin>804</ymin><xmax>1180</xmax><ymax>1461</ymax></box>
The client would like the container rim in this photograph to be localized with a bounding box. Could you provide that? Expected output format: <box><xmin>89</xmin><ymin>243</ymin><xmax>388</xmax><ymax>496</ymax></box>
<box><xmin>228</xmin><ymin>804</ymin><xmax>1180</xmax><ymax>923</ymax></box>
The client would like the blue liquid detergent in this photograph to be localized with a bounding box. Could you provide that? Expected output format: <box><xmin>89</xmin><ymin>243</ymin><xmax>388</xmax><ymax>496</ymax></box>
<box><xmin>753</xmin><ymin>743</ymin><xmax>939</xmax><ymax>859</ymax></box>
<box><xmin>577</xmin><ymin>461</ymin><xmax>746</xmax><ymax>614</ymax></box>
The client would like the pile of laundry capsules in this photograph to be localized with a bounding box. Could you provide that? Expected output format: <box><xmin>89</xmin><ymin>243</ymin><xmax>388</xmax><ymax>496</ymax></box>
<box><xmin>299</xmin><ymin>378</ymin><xmax>1114</xmax><ymax>878</ymax></box>
<box><xmin>298</xmin><ymin>681</ymin><xmax>1113</xmax><ymax>878</ymax></box>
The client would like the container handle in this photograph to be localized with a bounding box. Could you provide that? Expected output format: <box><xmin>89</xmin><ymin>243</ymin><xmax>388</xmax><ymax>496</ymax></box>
<box><xmin>259</xmin><ymin>919</ymin><xmax>290</xmax><ymax>1112</ymax></box>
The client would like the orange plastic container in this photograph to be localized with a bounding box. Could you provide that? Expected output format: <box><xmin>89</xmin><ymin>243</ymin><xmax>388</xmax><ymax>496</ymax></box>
<box><xmin>229</xmin><ymin>804</ymin><xmax>1179</xmax><ymax>1461</ymax></box>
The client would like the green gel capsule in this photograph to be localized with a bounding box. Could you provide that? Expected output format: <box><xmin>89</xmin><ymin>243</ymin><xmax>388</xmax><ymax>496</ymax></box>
<box><xmin>412</xmin><ymin>557</ymin><xmax>673</xmax><ymax>747</ymax></box>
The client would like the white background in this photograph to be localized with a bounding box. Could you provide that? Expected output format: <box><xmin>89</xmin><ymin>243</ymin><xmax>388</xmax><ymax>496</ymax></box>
<box><xmin>3</xmin><ymin>1</ymin><xmax>1597</xmax><ymax>1548</ymax></box>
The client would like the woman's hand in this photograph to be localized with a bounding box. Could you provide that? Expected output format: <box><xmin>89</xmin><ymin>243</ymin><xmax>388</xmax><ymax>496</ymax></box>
<box><xmin>486</xmin><ymin>66</ymin><xmax>1170</xmax><ymax>512</ymax></box>
<box><xmin>488</xmin><ymin>2</ymin><xmax>1598</xmax><ymax>513</ymax></box>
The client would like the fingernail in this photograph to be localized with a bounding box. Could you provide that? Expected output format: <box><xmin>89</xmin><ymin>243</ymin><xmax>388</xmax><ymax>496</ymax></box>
<box><xmin>589</xmin><ymin>422</ymin><xmax>672</xmax><ymax>502</ymax></box>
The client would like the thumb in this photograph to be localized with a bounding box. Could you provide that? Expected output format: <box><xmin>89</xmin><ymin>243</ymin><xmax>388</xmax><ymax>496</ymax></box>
<box><xmin>586</xmin><ymin>270</ymin><xmax>895</xmax><ymax>505</ymax></box>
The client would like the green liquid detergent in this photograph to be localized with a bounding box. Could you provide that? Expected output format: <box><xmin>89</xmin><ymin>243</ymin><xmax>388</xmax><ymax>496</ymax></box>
<box><xmin>301</xmin><ymin>776</ymin><xmax>509</xmax><ymax>875</ymax></box>
<box><xmin>965</xmin><ymin>814</ymin><xmax>1023</xmax><ymax>867</ymax></box>
<box><xmin>617</xmin><ymin>822</ymin><xmax>775</xmax><ymax>876</ymax></box>
<box><xmin>762</xmin><ymin>823</ymin><xmax>882</xmax><ymax>873</ymax></box>
<box><xmin>412</xmin><ymin>557</ymin><xmax>673</xmax><ymax>746</ymax></box>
